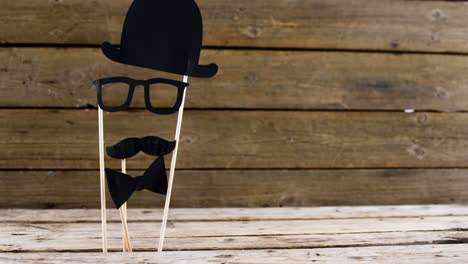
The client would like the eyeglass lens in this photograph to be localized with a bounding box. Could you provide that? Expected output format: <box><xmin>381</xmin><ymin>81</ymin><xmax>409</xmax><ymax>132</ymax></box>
<box><xmin>101</xmin><ymin>82</ymin><xmax>131</xmax><ymax>108</ymax></box>
<box><xmin>147</xmin><ymin>82</ymin><xmax>179</xmax><ymax>109</ymax></box>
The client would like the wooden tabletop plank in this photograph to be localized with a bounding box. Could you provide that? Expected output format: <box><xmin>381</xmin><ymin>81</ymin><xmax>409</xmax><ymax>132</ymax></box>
<box><xmin>1</xmin><ymin>169</ymin><xmax>468</xmax><ymax>208</ymax></box>
<box><xmin>1</xmin><ymin>0</ymin><xmax>468</xmax><ymax>53</ymax></box>
<box><xmin>2</xmin><ymin>48</ymin><xmax>468</xmax><ymax>110</ymax></box>
<box><xmin>2</xmin><ymin>110</ymin><xmax>468</xmax><ymax>169</ymax></box>
<box><xmin>2</xmin><ymin>215</ymin><xmax>467</xmax><ymax>252</ymax></box>
<box><xmin>3</xmin><ymin>230</ymin><xmax>467</xmax><ymax>252</ymax></box>
<box><xmin>3</xmin><ymin>205</ymin><xmax>468</xmax><ymax>222</ymax></box>
<box><xmin>2</xmin><ymin>216</ymin><xmax>467</xmax><ymax>238</ymax></box>
<box><xmin>2</xmin><ymin>245</ymin><xmax>467</xmax><ymax>263</ymax></box>
<box><xmin>2</xmin><ymin>207</ymin><xmax>466</xmax><ymax>259</ymax></box>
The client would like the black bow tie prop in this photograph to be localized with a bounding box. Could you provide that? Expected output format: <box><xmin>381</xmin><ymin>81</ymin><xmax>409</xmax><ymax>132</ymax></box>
<box><xmin>95</xmin><ymin>0</ymin><xmax>218</xmax><ymax>253</ymax></box>
<box><xmin>106</xmin><ymin>156</ymin><xmax>168</xmax><ymax>209</ymax></box>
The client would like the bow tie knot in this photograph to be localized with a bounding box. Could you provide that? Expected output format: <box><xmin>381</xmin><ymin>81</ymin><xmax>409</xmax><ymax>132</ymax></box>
<box><xmin>133</xmin><ymin>176</ymin><xmax>146</xmax><ymax>191</ymax></box>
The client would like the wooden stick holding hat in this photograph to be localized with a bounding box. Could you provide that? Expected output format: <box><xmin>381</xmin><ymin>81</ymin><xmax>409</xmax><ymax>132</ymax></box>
<box><xmin>98</xmin><ymin>107</ymin><xmax>107</xmax><ymax>252</ymax></box>
<box><xmin>158</xmin><ymin>75</ymin><xmax>188</xmax><ymax>252</ymax></box>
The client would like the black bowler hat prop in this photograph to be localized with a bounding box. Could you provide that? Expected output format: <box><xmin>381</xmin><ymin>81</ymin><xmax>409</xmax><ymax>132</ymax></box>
<box><xmin>101</xmin><ymin>0</ymin><xmax>218</xmax><ymax>78</ymax></box>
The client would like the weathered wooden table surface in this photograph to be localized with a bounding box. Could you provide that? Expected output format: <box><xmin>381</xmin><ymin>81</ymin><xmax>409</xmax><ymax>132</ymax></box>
<box><xmin>1</xmin><ymin>205</ymin><xmax>468</xmax><ymax>263</ymax></box>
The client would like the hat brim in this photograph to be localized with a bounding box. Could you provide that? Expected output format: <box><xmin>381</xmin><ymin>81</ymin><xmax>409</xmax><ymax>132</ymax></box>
<box><xmin>101</xmin><ymin>42</ymin><xmax>124</xmax><ymax>64</ymax></box>
<box><xmin>101</xmin><ymin>41</ymin><xmax>218</xmax><ymax>78</ymax></box>
<box><xmin>190</xmin><ymin>63</ymin><xmax>218</xmax><ymax>78</ymax></box>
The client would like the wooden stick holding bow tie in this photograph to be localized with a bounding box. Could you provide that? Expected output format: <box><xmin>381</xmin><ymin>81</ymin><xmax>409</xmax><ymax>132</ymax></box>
<box><xmin>120</xmin><ymin>159</ymin><xmax>132</xmax><ymax>252</ymax></box>
<box><xmin>158</xmin><ymin>75</ymin><xmax>189</xmax><ymax>252</ymax></box>
<box><xmin>98</xmin><ymin>108</ymin><xmax>132</xmax><ymax>252</ymax></box>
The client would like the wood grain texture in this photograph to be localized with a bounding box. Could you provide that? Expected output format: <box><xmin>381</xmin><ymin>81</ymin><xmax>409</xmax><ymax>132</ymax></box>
<box><xmin>4</xmin><ymin>205</ymin><xmax>468</xmax><ymax>222</ymax></box>
<box><xmin>2</xmin><ymin>216</ymin><xmax>468</xmax><ymax>251</ymax></box>
<box><xmin>3</xmin><ymin>230</ymin><xmax>467</xmax><ymax>252</ymax></box>
<box><xmin>4</xmin><ymin>245</ymin><xmax>468</xmax><ymax>263</ymax></box>
<box><xmin>0</xmin><ymin>216</ymin><xmax>468</xmax><ymax>239</ymax></box>
<box><xmin>6</xmin><ymin>216</ymin><xmax>466</xmax><ymax>238</ymax></box>
<box><xmin>2</xmin><ymin>207</ymin><xmax>467</xmax><ymax>262</ymax></box>
<box><xmin>2</xmin><ymin>110</ymin><xmax>468</xmax><ymax>170</ymax></box>
<box><xmin>2</xmin><ymin>48</ymin><xmax>468</xmax><ymax>110</ymax></box>
<box><xmin>1</xmin><ymin>169</ymin><xmax>467</xmax><ymax>208</ymax></box>
<box><xmin>1</xmin><ymin>0</ymin><xmax>468</xmax><ymax>52</ymax></box>
<box><xmin>2</xmin><ymin>222</ymin><xmax>467</xmax><ymax>252</ymax></box>
<box><xmin>2</xmin><ymin>245</ymin><xmax>468</xmax><ymax>263</ymax></box>
<box><xmin>2</xmin><ymin>206</ymin><xmax>467</xmax><ymax>252</ymax></box>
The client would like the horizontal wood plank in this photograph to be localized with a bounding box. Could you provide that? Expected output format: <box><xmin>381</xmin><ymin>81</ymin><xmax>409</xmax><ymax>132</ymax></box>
<box><xmin>2</xmin><ymin>110</ymin><xmax>468</xmax><ymax>170</ymax></box>
<box><xmin>6</xmin><ymin>216</ymin><xmax>465</xmax><ymax>238</ymax></box>
<box><xmin>2</xmin><ymin>207</ymin><xmax>467</xmax><ymax>262</ymax></box>
<box><xmin>1</xmin><ymin>0</ymin><xmax>468</xmax><ymax>53</ymax></box>
<box><xmin>4</xmin><ymin>205</ymin><xmax>468</xmax><ymax>222</ymax></box>
<box><xmin>2</xmin><ymin>206</ymin><xmax>467</xmax><ymax>251</ymax></box>
<box><xmin>2</xmin><ymin>216</ymin><xmax>467</xmax><ymax>250</ymax></box>
<box><xmin>2</xmin><ymin>245</ymin><xmax>468</xmax><ymax>263</ymax></box>
<box><xmin>3</xmin><ymin>227</ymin><xmax>467</xmax><ymax>252</ymax></box>
<box><xmin>2</xmin><ymin>48</ymin><xmax>468</xmax><ymax>110</ymax></box>
<box><xmin>1</xmin><ymin>169</ymin><xmax>467</xmax><ymax>208</ymax></box>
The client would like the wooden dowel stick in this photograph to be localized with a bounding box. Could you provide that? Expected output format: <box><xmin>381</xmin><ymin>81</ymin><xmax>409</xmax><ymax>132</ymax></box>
<box><xmin>121</xmin><ymin>160</ymin><xmax>127</xmax><ymax>252</ymax></box>
<box><xmin>119</xmin><ymin>206</ymin><xmax>132</xmax><ymax>252</ymax></box>
<box><xmin>119</xmin><ymin>160</ymin><xmax>129</xmax><ymax>252</ymax></box>
<box><xmin>124</xmin><ymin>215</ymin><xmax>132</xmax><ymax>252</ymax></box>
<box><xmin>124</xmin><ymin>206</ymin><xmax>132</xmax><ymax>252</ymax></box>
<box><xmin>98</xmin><ymin>107</ymin><xmax>107</xmax><ymax>253</ymax></box>
<box><xmin>121</xmin><ymin>159</ymin><xmax>132</xmax><ymax>252</ymax></box>
<box><xmin>158</xmin><ymin>75</ymin><xmax>189</xmax><ymax>252</ymax></box>
<box><xmin>119</xmin><ymin>207</ymin><xmax>128</xmax><ymax>252</ymax></box>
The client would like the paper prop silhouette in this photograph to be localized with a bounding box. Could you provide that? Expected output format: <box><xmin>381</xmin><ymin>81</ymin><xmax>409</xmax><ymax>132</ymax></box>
<box><xmin>96</xmin><ymin>0</ymin><xmax>218</xmax><ymax>253</ymax></box>
<box><xmin>106</xmin><ymin>156</ymin><xmax>168</xmax><ymax>209</ymax></box>
<box><xmin>106</xmin><ymin>136</ymin><xmax>176</xmax><ymax>159</ymax></box>
<box><xmin>101</xmin><ymin>0</ymin><xmax>218</xmax><ymax>78</ymax></box>
<box><xmin>93</xmin><ymin>77</ymin><xmax>188</xmax><ymax>114</ymax></box>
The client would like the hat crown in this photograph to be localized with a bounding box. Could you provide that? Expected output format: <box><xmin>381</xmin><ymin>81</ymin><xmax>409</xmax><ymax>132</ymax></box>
<box><xmin>101</xmin><ymin>0</ymin><xmax>217</xmax><ymax>78</ymax></box>
<box><xmin>121</xmin><ymin>0</ymin><xmax>201</xmax><ymax>74</ymax></box>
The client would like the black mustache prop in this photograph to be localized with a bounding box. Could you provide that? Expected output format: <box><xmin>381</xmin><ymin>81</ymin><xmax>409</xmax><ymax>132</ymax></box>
<box><xmin>106</xmin><ymin>136</ymin><xmax>176</xmax><ymax>159</ymax></box>
<box><xmin>106</xmin><ymin>156</ymin><xmax>168</xmax><ymax>209</ymax></box>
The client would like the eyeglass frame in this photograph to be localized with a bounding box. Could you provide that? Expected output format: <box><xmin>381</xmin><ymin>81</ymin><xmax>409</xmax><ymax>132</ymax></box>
<box><xmin>93</xmin><ymin>76</ymin><xmax>189</xmax><ymax>115</ymax></box>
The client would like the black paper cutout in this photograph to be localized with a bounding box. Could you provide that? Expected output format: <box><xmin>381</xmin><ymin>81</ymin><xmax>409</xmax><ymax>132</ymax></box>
<box><xmin>106</xmin><ymin>156</ymin><xmax>168</xmax><ymax>209</ymax></box>
<box><xmin>93</xmin><ymin>76</ymin><xmax>188</xmax><ymax>114</ymax></box>
<box><xmin>101</xmin><ymin>0</ymin><xmax>218</xmax><ymax>78</ymax></box>
<box><xmin>106</xmin><ymin>136</ymin><xmax>176</xmax><ymax>159</ymax></box>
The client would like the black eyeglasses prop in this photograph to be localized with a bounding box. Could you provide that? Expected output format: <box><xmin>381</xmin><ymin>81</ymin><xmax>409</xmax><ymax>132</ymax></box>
<box><xmin>93</xmin><ymin>76</ymin><xmax>189</xmax><ymax>115</ymax></box>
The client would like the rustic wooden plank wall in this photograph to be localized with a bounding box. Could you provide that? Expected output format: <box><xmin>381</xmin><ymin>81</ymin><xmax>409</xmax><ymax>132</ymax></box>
<box><xmin>1</xmin><ymin>0</ymin><xmax>468</xmax><ymax>208</ymax></box>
